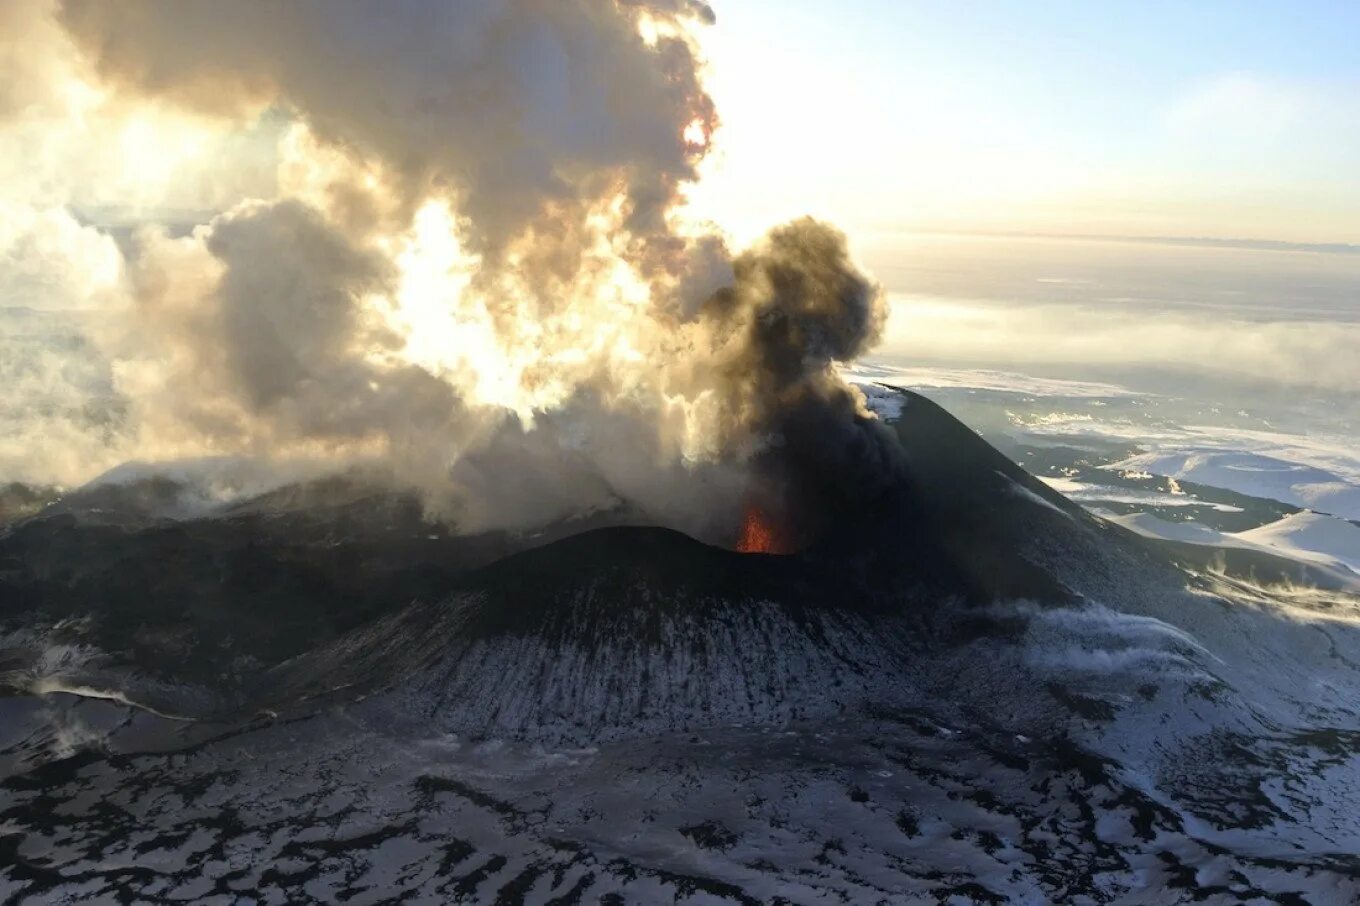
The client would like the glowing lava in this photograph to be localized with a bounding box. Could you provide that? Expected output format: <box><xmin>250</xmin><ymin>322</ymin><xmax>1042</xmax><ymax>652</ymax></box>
<box><xmin>735</xmin><ymin>501</ymin><xmax>792</xmax><ymax>554</ymax></box>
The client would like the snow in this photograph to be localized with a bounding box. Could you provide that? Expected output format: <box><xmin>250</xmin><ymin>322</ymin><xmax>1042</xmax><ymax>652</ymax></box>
<box><xmin>998</xmin><ymin>471</ymin><xmax>1071</xmax><ymax>518</ymax></box>
<box><xmin>1107</xmin><ymin>447</ymin><xmax>1360</xmax><ymax>520</ymax></box>
<box><xmin>1103</xmin><ymin>511</ymin><xmax>1234</xmax><ymax>546</ymax></box>
<box><xmin>853</xmin><ymin>381</ymin><xmax>907</xmax><ymax>420</ymax></box>
<box><xmin>1041</xmin><ymin>477</ymin><xmax>1243</xmax><ymax>512</ymax></box>
<box><xmin>1234</xmin><ymin>510</ymin><xmax>1360</xmax><ymax>575</ymax></box>
<box><xmin>1105</xmin><ymin>509</ymin><xmax>1360</xmax><ymax>580</ymax></box>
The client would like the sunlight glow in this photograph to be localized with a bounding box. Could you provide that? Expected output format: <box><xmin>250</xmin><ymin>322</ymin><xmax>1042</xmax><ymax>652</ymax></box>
<box><xmin>115</xmin><ymin>114</ymin><xmax>212</xmax><ymax>204</ymax></box>
<box><xmin>384</xmin><ymin>200</ymin><xmax>664</xmax><ymax>425</ymax></box>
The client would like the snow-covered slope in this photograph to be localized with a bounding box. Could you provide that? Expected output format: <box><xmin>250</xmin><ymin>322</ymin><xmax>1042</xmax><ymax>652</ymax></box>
<box><xmin>1235</xmin><ymin>510</ymin><xmax>1360</xmax><ymax>574</ymax></box>
<box><xmin>1108</xmin><ymin>449</ymin><xmax>1360</xmax><ymax>520</ymax></box>
<box><xmin>1104</xmin><ymin>511</ymin><xmax>1236</xmax><ymax>546</ymax></box>
<box><xmin>1106</xmin><ymin>509</ymin><xmax>1360</xmax><ymax>585</ymax></box>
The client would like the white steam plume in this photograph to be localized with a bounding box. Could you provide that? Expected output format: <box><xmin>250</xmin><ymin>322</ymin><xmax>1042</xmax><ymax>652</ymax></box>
<box><xmin>1</xmin><ymin>0</ymin><xmax>890</xmax><ymax>540</ymax></box>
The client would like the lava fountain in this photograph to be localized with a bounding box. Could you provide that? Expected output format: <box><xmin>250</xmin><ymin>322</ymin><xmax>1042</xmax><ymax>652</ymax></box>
<box><xmin>735</xmin><ymin>499</ymin><xmax>794</xmax><ymax>554</ymax></box>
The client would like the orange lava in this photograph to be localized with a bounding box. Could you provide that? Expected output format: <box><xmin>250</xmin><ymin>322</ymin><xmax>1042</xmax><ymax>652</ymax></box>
<box><xmin>735</xmin><ymin>501</ymin><xmax>792</xmax><ymax>554</ymax></box>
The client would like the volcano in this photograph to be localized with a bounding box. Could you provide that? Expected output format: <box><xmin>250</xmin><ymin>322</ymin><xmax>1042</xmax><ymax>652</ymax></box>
<box><xmin>2</xmin><ymin>387</ymin><xmax>1359</xmax><ymax>904</ymax></box>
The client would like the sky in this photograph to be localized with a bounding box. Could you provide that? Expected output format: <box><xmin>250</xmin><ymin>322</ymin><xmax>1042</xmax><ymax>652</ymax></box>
<box><xmin>690</xmin><ymin>0</ymin><xmax>1360</xmax><ymax>245</ymax></box>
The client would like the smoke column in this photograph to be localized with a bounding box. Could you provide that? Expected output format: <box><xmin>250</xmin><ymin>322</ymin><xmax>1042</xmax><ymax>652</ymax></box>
<box><xmin>5</xmin><ymin>0</ymin><xmax>898</xmax><ymax>543</ymax></box>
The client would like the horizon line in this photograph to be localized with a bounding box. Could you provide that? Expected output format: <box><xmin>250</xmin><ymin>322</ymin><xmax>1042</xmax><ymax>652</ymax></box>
<box><xmin>876</xmin><ymin>228</ymin><xmax>1360</xmax><ymax>256</ymax></box>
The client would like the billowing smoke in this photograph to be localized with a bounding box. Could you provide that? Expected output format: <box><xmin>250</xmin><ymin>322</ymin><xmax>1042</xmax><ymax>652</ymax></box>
<box><xmin>57</xmin><ymin>0</ymin><xmax>717</xmax><ymax>271</ymax></box>
<box><xmin>697</xmin><ymin>219</ymin><xmax>902</xmax><ymax>544</ymax></box>
<box><xmin>112</xmin><ymin>201</ymin><xmax>470</xmax><ymax>467</ymax></box>
<box><xmin>3</xmin><ymin>0</ymin><xmax>897</xmax><ymax>545</ymax></box>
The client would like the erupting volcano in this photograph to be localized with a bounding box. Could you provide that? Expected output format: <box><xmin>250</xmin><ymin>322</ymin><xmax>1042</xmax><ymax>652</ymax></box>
<box><xmin>3</xmin><ymin>2</ymin><xmax>1358</xmax><ymax>904</ymax></box>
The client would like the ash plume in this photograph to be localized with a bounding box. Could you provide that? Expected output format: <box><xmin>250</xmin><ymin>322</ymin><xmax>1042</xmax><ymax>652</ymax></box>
<box><xmin>4</xmin><ymin>0</ymin><xmax>900</xmax><ymax>543</ymax></box>
<box><xmin>695</xmin><ymin>219</ymin><xmax>901</xmax><ymax>544</ymax></box>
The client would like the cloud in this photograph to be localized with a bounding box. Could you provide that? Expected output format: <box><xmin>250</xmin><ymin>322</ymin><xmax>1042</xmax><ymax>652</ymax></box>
<box><xmin>0</xmin><ymin>204</ymin><xmax>123</xmax><ymax>311</ymax></box>
<box><xmin>883</xmin><ymin>293</ymin><xmax>1360</xmax><ymax>394</ymax></box>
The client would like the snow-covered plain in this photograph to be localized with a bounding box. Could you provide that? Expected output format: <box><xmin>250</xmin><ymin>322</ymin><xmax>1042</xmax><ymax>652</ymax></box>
<box><xmin>1109</xmin><ymin>447</ymin><xmax>1360</xmax><ymax>521</ymax></box>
